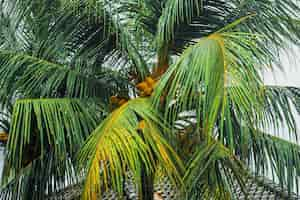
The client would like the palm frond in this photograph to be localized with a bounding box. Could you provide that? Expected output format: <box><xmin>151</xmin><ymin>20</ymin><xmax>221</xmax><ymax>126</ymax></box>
<box><xmin>153</xmin><ymin>35</ymin><xmax>223</xmax><ymax>133</ymax></box>
<box><xmin>261</xmin><ymin>86</ymin><xmax>300</xmax><ymax>138</ymax></box>
<box><xmin>61</xmin><ymin>0</ymin><xmax>151</xmax><ymax>81</ymax></box>
<box><xmin>78</xmin><ymin>98</ymin><xmax>183</xmax><ymax>200</ymax></box>
<box><xmin>0</xmin><ymin>1</ymin><xmax>139</xmax><ymax>99</ymax></box>
<box><xmin>156</xmin><ymin>0</ymin><xmax>300</xmax><ymax>56</ymax></box>
<box><xmin>156</xmin><ymin>0</ymin><xmax>202</xmax><ymax>45</ymax></box>
<box><xmin>4</xmin><ymin>98</ymin><xmax>102</xmax><ymax>177</ymax></box>
<box><xmin>216</xmin><ymin>86</ymin><xmax>300</xmax><ymax>194</ymax></box>
<box><xmin>0</xmin><ymin>51</ymin><xmax>124</xmax><ymax>99</ymax></box>
<box><xmin>111</xmin><ymin>16</ymin><xmax>150</xmax><ymax>81</ymax></box>
<box><xmin>214</xmin><ymin>85</ymin><xmax>300</xmax><ymax>194</ymax></box>
<box><xmin>235</xmin><ymin>0</ymin><xmax>300</xmax><ymax>47</ymax></box>
<box><xmin>184</xmin><ymin>140</ymin><xmax>247</xmax><ymax>200</ymax></box>
<box><xmin>218</xmin><ymin>85</ymin><xmax>300</xmax><ymax>151</ymax></box>
<box><xmin>1</xmin><ymin>151</ymin><xmax>80</xmax><ymax>200</ymax></box>
<box><xmin>0</xmin><ymin>1</ymin><xmax>134</xmax><ymax>101</ymax></box>
<box><xmin>239</xmin><ymin>128</ymin><xmax>300</xmax><ymax>194</ymax></box>
<box><xmin>153</xmin><ymin>31</ymin><xmax>264</xmax><ymax>136</ymax></box>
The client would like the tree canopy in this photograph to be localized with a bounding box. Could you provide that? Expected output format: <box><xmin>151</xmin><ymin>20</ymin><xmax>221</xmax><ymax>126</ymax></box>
<box><xmin>1</xmin><ymin>0</ymin><xmax>300</xmax><ymax>199</ymax></box>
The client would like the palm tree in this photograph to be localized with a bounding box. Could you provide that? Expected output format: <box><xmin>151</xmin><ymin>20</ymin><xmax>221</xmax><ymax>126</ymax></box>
<box><xmin>1</xmin><ymin>0</ymin><xmax>300</xmax><ymax>199</ymax></box>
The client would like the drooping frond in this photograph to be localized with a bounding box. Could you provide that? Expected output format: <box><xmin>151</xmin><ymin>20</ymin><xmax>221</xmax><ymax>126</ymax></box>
<box><xmin>0</xmin><ymin>1</ymin><xmax>136</xmax><ymax>102</ymax></box>
<box><xmin>0</xmin><ymin>51</ymin><xmax>123</xmax><ymax>99</ymax></box>
<box><xmin>1</xmin><ymin>151</ymin><xmax>80</xmax><ymax>200</ymax></box>
<box><xmin>235</xmin><ymin>0</ymin><xmax>300</xmax><ymax>47</ymax></box>
<box><xmin>184</xmin><ymin>140</ymin><xmax>247</xmax><ymax>200</ymax></box>
<box><xmin>155</xmin><ymin>0</ymin><xmax>300</xmax><ymax>56</ymax></box>
<box><xmin>153</xmin><ymin>35</ymin><xmax>223</xmax><ymax>133</ymax></box>
<box><xmin>0</xmin><ymin>0</ymin><xmax>148</xmax><ymax>94</ymax></box>
<box><xmin>218</xmin><ymin>85</ymin><xmax>300</xmax><ymax>151</ymax></box>
<box><xmin>239</xmin><ymin>128</ymin><xmax>300</xmax><ymax>194</ymax></box>
<box><xmin>262</xmin><ymin>86</ymin><xmax>300</xmax><ymax>137</ymax></box>
<box><xmin>153</xmin><ymin>31</ymin><xmax>264</xmax><ymax>135</ymax></box>
<box><xmin>77</xmin><ymin>98</ymin><xmax>183</xmax><ymax>200</ymax></box>
<box><xmin>214</xmin><ymin>86</ymin><xmax>300</xmax><ymax>194</ymax></box>
<box><xmin>4</xmin><ymin>98</ymin><xmax>102</xmax><ymax>176</ymax></box>
<box><xmin>109</xmin><ymin>14</ymin><xmax>150</xmax><ymax>81</ymax></box>
<box><xmin>60</xmin><ymin>0</ymin><xmax>151</xmax><ymax>80</ymax></box>
<box><xmin>156</xmin><ymin>0</ymin><xmax>202</xmax><ymax>45</ymax></box>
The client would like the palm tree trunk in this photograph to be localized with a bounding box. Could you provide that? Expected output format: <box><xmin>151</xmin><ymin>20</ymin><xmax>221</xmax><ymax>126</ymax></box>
<box><xmin>153</xmin><ymin>45</ymin><xmax>169</xmax><ymax>79</ymax></box>
<box><xmin>141</xmin><ymin>170</ymin><xmax>154</xmax><ymax>200</ymax></box>
<box><xmin>138</xmin><ymin>125</ymin><xmax>155</xmax><ymax>200</ymax></box>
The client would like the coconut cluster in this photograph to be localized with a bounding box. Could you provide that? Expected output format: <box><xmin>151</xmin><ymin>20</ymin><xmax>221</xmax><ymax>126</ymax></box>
<box><xmin>0</xmin><ymin>132</ymin><xmax>8</xmax><ymax>143</ymax></box>
<box><xmin>136</xmin><ymin>77</ymin><xmax>156</xmax><ymax>97</ymax></box>
<box><xmin>110</xmin><ymin>96</ymin><xmax>128</xmax><ymax>107</ymax></box>
<box><xmin>109</xmin><ymin>77</ymin><xmax>156</xmax><ymax>109</ymax></box>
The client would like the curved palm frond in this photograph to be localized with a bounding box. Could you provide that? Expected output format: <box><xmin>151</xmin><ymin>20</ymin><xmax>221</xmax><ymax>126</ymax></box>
<box><xmin>155</xmin><ymin>0</ymin><xmax>300</xmax><ymax>58</ymax></box>
<box><xmin>236</xmin><ymin>0</ymin><xmax>300</xmax><ymax>47</ymax></box>
<box><xmin>111</xmin><ymin>17</ymin><xmax>150</xmax><ymax>81</ymax></box>
<box><xmin>217</xmin><ymin>83</ymin><xmax>300</xmax><ymax>138</ymax></box>
<box><xmin>4</xmin><ymin>98</ymin><xmax>103</xmax><ymax>178</ymax></box>
<box><xmin>184</xmin><ymin>140</ymin><xmax>247</xmax><ymax>200</ymax></box>
<box><xmin>262</xmin><ymin>86</ymin><xmax>300</xmax><ymax>137</ymax></box>
<box><xmin>0</xmin><ymin>1</ymin><xmax>145</xmax><ymax>100</ymax></box>
<box><xmin>218</xmin><ymin>85</ymin><xmax>300</xmax><ymax>149</ymax></box>
<box><xmin>153</xmin><ymin>29</ymin><xmax>264</xmax><ymax>136</ymax></box>
<box><xmin>156</xmin><ymin>0</ymin><xmax>202</xmax><ymax>45</ymax></box>
<box><xmin>60</xmin><ymin>0</ymin><xmax>151</xmax><ymax>81</ymax></box>
<box><xmin>153</xmin><ymin>35</ymin><xmax>224</xmax><ymax>132</ymax></box>
<box><xmin>1</xmin><ymin>0</ymin><xmax>300</xmax><ymax>199</ymax></box>
<box><xmin>78</xmin><ymin>98</ymin><xmax>183</xmax><ymax>200</ymax></box>
<box><xmin>239</xmin><ymin>128</ymin><xmax>300</xmax><ymax>194</ymax></box>
<box><xmin>0</xmin><ymin>1</ymin><xmax>133</xmax><ymax>102</ymax></box>
<box><xmin>0</xmin><ymin>51</ymin><xmax>127</xmax><ymax>100</ymax></box>
<box><xmin>177</xmin><ymin>0</ymin><xmax>300</xmax><ymax>54</ymax></box>
<box><xmin>0</xmin><ymin>151</ymin><xmax>80</xmax><ymax>200</ymax></box>
<box><xmin>215</xmin><ymin>86</ymin><xmax>300</xmax><ymax>194</ymax></box>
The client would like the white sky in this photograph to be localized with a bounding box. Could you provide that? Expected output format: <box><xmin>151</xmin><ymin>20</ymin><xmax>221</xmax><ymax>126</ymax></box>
<box><xmin>263</xmin><ymin>46</ymin><xmax>300</xmax><ymax>86</ymax></box>
<box><xmin>262</xmin><ymin>45</ymin><xmax>300</xmax><ymax>144</ymax></box>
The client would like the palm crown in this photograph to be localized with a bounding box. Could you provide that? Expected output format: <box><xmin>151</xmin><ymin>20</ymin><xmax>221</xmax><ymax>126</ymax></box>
<box><xmin>1</xmin><ymin>0</ymin><xmax>300</xmax><ymax>199</ymax></box>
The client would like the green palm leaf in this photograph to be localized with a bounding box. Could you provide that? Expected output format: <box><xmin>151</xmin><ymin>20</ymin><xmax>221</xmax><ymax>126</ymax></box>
<box><xmin>0</xmin><ymin>51</ymin><xmax>120</xmax><ymax>99</ymax></box>
<box><xmin>78</xmin><ymin>98</ymin><xmax>183</xmax><ymax>199</ymax></box>
<box><xmin>218</xmin><ymin>85</ymin><xmax>300</xmax><ymax>151</ymax></box>
<box><xmin>1</xmin><ymin>0</ymin><xmax>300</xmax><ymax>199</ymax></box>
<box><xmin>218</xmin><ymin>86</ymin><xmax>300</xmax><ymax>194</ymax></box>
<box><xmin>1</xmin><ymin>151</ymin><xmax>80</xmax><ymax>200</ymax></box>
<box><xmin>262</xmin><ymin>86</ymin><xmax>300</xmax><ymax>136</ymax></box>
<box><xmin>240</xmin><ymin>128</ymin><xmax>300</xmax><ymax>194</ymax></box>
<box><xmin>153</xmin><ymin>35</ymin><xmax>224</xmax><ymax>133</ymax></box>
<box><xmin>184</xmin><ymin>140</ymin><xmax>247</xmax><ymax>200</ymax></box>
<box><xmin>61</xmin><ymin>1</ymin><xmax>151</xmax><ymax>81</ymax></box>
<box><xmin>5</xmin><ymin>98</ymin><xmax>102</xmax><ymax>176</ymax></box>
<box><xmin>153</xmin><ymin>30</ymin><xmax>263</xmax><ymax>136</ymax></box>
<box><xmin>236</xmin><ymin>0</ymin><xmax>300</xmax><ymax>47</ymax></box>
<box><xmin>156</xmin><ymin>0</ymin><xmax>202</xmax><ymax>45</ymax></box>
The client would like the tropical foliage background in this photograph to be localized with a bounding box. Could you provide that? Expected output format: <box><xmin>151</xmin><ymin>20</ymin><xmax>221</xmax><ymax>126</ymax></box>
<box><xmin>1</xmin><ymin>0</ymin><xmax>300</xmax><ymax>199</ymax></box>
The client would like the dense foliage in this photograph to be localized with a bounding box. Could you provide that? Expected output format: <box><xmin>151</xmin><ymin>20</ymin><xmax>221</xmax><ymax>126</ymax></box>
<box><xmin>1</xmin><ymin>0</ymin><xmax>300</xmax><ymax>199</ymax></box>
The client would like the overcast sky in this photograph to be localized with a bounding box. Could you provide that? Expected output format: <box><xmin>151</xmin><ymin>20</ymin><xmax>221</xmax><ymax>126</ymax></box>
<box><xmin>262</xmin><ymin>45</ymin><xmax>300</xmax><ymax>145</ymax></box>
<box><xmin>263</xmin><ymin>45</ymin><xmax>300</xmax><ymax>86</ymax></box>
